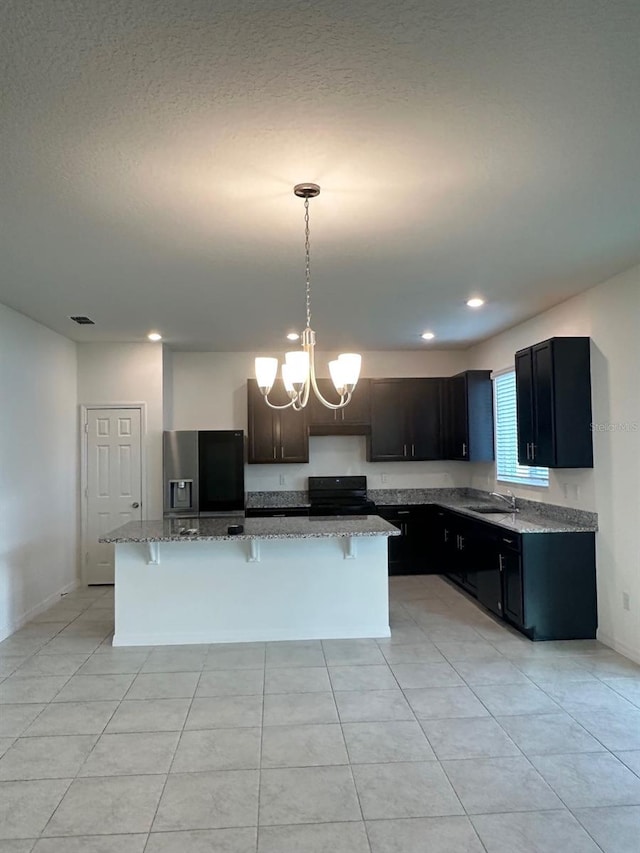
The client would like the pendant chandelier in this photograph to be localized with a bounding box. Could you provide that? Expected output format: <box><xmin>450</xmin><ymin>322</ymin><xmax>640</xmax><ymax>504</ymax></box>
<box><xmin>255</xmin><ymin>183</ymin><xmax>362</xmax><ymax>411</ymax></box>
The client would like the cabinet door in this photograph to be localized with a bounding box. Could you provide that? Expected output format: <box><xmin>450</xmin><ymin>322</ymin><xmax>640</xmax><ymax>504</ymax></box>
<box><xmin>515</xmin><ymin>348</ymin><xmax>535</xmax><ymax>465</ymax></box>
<box><xmin>410</xmin><ymin>379</ymin><xmax>443</xmax><ymax>459</ymax></box>
<box><xmin>441</xmin><ymin>517</ymin><xmax>462</xmax><ymax>577</ymax></box>
<box><xmin>309</xmin><ymin>379</ymin><xmax>371</xmax><ymax>430</ymax></box>
<box><xmin>247</xmin><ymin>379</ymin><xmax>279</xmax><ymax>463</ymax></box>
<box><xmin>278</xmin><ymin>405</ymin><xmax>309</xmax><ymax>462</ymax></box>
<box><xmin>446</xmin><ymin>375</ymin><xmax>468</xmax><ymax>459</ymax></box>
<box><xmin>501</xmin><ymin>548</ymin><xmax>525</xmax><ymax>628</ymax></box>
<box><xmin>531</xmin><ymin>341</ymin><xmax>555</xmax><ymax>466</ymax></box>
<box><xmin>340</xmin><ymin>379</ymin><xmax>371</xmax><ymax>426</ymax></box>
<box><xmin>248</xmin><ymin>379</ymin><xmax>308</xmax><ymax>463</ymax></box>
<box><xmin>369</xmin><ymin>381</ymin><xmax>408</xmax><ymax>460</ymax></box>
<box><xmin>455</xmin><ymin>526</ymin><xmax>477</xmax><ymax>593</ymax></box>
<box><xmin>307</xmin><ymin>378</ymin><xmax>338</xmax><ymax>427</ymax></box>
<box><xmin>376</xmin><ymin>507</ymin><xmax>410</xmax><ymax>575</ymax></box>
<box><xmin>477</xmin><ymin>561</ymin><xmax>503</xmax><ymax>618</ymax></box>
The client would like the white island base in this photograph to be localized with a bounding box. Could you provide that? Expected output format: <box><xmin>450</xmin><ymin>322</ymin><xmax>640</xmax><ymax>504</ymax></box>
<box><xmin>113</xmin><ymin>534</ymin><xmax>390</xmax><ymax>646</ymax></box>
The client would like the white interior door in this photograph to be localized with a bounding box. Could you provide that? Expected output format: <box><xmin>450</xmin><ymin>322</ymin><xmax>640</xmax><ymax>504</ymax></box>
<box><xmin>84</xmin><ymin>407</ymin><xmax>143</xmax><ymax>584</ymax></box>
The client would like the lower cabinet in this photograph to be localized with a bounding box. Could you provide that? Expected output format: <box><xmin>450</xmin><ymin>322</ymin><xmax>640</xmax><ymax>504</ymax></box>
<box><xmin>499</xmin><ymin>540</ymin><xmax>525</xmax><ymax>628</ymax></box>
<box><xmin>435</xmin><ymin>506</ymin><xmax>597</xmax><ymax>641</ymax></box>
<box><xmin>376</xmin><ymin>505</ymin><xmax>437</xmax><ymax>575</ymax></box>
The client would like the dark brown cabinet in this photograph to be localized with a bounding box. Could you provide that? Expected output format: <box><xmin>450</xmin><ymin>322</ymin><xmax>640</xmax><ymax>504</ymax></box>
<box><xmin>368</xmin><ymin>379</ymin><xmax>443</xmax><ymax>461</ymax></box>
<box><xmin>308</xmin><ymin>379</ymin><xmax>371</xmax><ymax>433</ymax></box>
<box><xmin>515</xmin><ymin>337</ymin><xmax>593</xmax><ymax>468</ymax></box>
<box><xmin>436</xmin><ymin>505</ymin><xmax>597</xmax><ymax>640</ymax></box>
<box><xmin>444</xmin><ymin>371</ymin><xmax>494</xmax><ymax>461</ymax></box>
<box><xmin>500</xmin><ymin>543</ymin><xmax>524</xmax><ymax>628</ymax></box>
<box><xmin>247</xmin><ymin>379</ymin><xmax>308</xmax><ymax>464</ymax></box>
<box><xmin>377</xmin><ymin>505</ymin><xmax>437</xmax><ymax>575</ymax></box>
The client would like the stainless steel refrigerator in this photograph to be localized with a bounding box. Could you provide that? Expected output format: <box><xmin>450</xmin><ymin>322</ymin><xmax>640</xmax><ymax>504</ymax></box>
<box><xmin>163</xmin><ymin>430</ymin><xmax>245</xmax><ymax>516</ymax></box>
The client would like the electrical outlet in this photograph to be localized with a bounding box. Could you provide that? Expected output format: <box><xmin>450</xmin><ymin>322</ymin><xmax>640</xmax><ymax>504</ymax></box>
<box><xmin>381</xmin><ymin>473</ymin><xmax>388</xmax><ymax>484</ymax></box>
<box><xmin>623</xmin><ymin>592</ymin><xmax>630</xmax><ymax>611</ymax></box>
<box><xmin>279</xmin><ymin>474</ymin><xmax>286</xmax><ymax>486</ymax></box>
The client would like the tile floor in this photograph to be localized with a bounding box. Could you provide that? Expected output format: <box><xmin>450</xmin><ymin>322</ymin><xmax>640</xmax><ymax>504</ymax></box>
<box><xmin>0</xmin><ymin>575</ymin><xmax>639</xmax><ymax>852</ymax></box>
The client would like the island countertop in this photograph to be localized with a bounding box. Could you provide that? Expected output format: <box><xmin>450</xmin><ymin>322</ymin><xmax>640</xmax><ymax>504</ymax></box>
<box><xmin>100</xmin><ymin>515</ymin><xmax>401</xmax><ymax>543</ymax></box>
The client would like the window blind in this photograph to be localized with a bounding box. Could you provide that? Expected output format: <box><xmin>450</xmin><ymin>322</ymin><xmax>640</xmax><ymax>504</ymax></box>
<box><xmin>494</xmin><ymin>371</ymin><xmax>549</xmax><ymax>487</ymax></box>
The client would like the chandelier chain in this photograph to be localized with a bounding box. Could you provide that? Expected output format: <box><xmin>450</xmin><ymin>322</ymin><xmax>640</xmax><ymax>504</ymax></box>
<box><xmin>304</xmin><ymin>196</ymin><xmax>311</xmax><ymax>329</ymax></box>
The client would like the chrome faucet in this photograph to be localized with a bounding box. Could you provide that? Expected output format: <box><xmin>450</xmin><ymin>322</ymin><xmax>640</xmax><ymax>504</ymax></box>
<box><xmin>490</xmin><ymin>489</ymin><xmax>517</xmax><ymax>511</ymax></box>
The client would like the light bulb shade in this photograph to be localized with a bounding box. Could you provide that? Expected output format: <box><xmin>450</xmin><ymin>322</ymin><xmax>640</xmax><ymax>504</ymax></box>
<box><xmin>284</xmin><ymin>350</ymin><xmax>310</xmax><ymax>385</ymax></box>
<box><xmin>281</xmin><ymin>362</ymin><xmax>295</xmax><ymax>394</ymax></box>
<box><xmin>337</xmin><ymin>353</ymin><xmax>361</xmax><ymax>389</ymax></box>
<box><xmin>328</xmin><ymin>359</ymin><xmax>347</xmax><ymax>395</ymax></box>
<box><xmin>255</xmin><ymin>357</ymin><xmax>278</xmax><ymax>393</ymax></box>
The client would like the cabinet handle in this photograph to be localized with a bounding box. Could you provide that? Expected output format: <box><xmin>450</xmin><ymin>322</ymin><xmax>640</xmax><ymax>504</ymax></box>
<box><xmin>398</xmin><ymin>511</ymin><xmax>410</xmax><ymax>515</ymax></box>
<box><xmin>525</xmin><ymin>443</ymin><xmax>530</xmax><ymax>460</ymax></box>
<box><xmin>444</xmin><ymin>529</ymin><xmax>449</xmax><ymax>543</ymax></box>
<box><xmin>280</xmin><ymin>445</ymin><xmax>284</xmax><ymax>458</ymax></box>
<box><xmin>530</xmin><ymin>443</ymin><xmax>536</xmax><ymax>460</ymax></box>
<box><xmin>411</xmin><ymin>443</ymin><xmax>415</xmax><ymax>457</ymax></box>
<box><xmin>459</xmin><ymin>535</ymin><xmax>464</xmax><ymax>550</ymax></box>
<box><xmin>273</xmin><ymin>447</ymin><xmax>277</xmax><ymax>460</ymax></box>
<box><xmin>502</xmin><ymin>538</ymin><xmax>513</xmax><ymax>545</ymax></box>
<box><xmin>403</xmin><ymin>444</ymin><xmax>407</xmax><ymax>457</ymax></box>
<box><xmin>497</xmin><ymin>601</ymin><xmax>502</xmax><ymax>611</ymax></box>
<box><xmin>462</xmin><ymin>442</ymin><xmax>467</xmax><ymax>457</ymax></box>
<box><xmin>498</xmin><ymin>553</ymin><xmax>504</xmax><ymax>571</ymax></box>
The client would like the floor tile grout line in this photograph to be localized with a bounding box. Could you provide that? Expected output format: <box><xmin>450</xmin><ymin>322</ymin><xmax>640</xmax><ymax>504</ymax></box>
<box><xmin>256</xmin><ymin>648</ymin><xmax>266</xmax><ymax>851</ymax></box>
<box><xmin>140</xmin><ymin>668</ymin><xmax>205</xmax><ymax>849</ymax></box>
<box><xmin>2</xmin><ymin>576</ymin><xmax>640</xmax><ymax>844</ymax></box>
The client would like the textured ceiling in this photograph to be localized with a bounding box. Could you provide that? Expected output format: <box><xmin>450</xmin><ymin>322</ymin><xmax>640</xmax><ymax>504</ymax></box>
<box><xmin>1</xmin><ymin>0</ymin><xmax>639</xmax><ymax>351</ymax></box>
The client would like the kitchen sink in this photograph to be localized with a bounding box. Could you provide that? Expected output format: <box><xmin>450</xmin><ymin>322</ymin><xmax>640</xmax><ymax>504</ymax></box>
<box><xmin>462</xmin><ymin>505</ymin><xmax>519</xmax><ymax>514</ymax></box>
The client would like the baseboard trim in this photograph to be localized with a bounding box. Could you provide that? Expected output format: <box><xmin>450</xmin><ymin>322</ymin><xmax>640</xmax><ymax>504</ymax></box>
<box><xmin>596</xmin><ymin>630</ymin><xmax>640</xmax><ymax>665</ymax></box>
<box><xmin>113</xmin><ymin>624</ymin><xmax>392</xmax><ymax>647</ymax></box>
<box><xmin>0</xmin><ymin>577</ymin><xmax>81</xmax><ymax>643</ymax></box>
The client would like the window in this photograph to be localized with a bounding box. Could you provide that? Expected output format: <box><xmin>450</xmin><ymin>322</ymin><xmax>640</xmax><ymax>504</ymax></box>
<box><xmin>494</xmin><ymin>371</ymin><xmax>549</xmax><ymax>487</ymax></box>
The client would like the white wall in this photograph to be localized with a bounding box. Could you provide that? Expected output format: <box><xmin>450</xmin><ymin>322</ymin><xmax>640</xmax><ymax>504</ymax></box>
<box><xmin>77</xmin><ymin>343</ymin><xmax>164</xmax><ymax>519</ymax></box>
<box><xmin>0</xmin><ymin>303</ymin><xmax>78</xmax><ymax>640</ymax></box>
<box><xmin>467</xmin><ymin>265</ymin><xmax>640</xmax><ymax>661</ymax></box>
<box><xmin>168</xmin><ymin>350</ymin><xmax>469</xmax><ymax>491</ymax></box>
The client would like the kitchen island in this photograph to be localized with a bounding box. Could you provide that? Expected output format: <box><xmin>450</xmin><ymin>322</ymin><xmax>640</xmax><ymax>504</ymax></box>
<box><xmin>100</xmin><ymin>515</ymin><xmax>399</xmax><ymax>647</ymax></box>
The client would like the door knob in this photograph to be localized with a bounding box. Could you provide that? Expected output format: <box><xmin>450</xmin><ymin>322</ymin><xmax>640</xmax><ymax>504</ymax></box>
<box><xmin>132</xmin><ymin>502</ymin><xmax>140</xmax><ymax>508</ymax></box>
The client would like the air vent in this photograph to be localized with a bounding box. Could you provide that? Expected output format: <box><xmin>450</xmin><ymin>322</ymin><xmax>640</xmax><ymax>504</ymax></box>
<box><xmin>69</xmin><ymin>315</ymin><xmax>95</xmax><ymax>325</ymax></box>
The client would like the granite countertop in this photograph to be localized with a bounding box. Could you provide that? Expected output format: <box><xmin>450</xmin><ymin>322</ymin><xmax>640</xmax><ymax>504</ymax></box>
<box><xmin>432</xmin><ymin>498</ymin><xmax>597</xmax><ymax>534</ymax></box>
<box><xmin>246</xmin><ymin>488</ymin><xmax>597</xmax><ymax>535</ymax></box>
<box><xmin>100</xmin><ymin>515</ymin><xmax>401</xmax><ymax>543</ymax></box>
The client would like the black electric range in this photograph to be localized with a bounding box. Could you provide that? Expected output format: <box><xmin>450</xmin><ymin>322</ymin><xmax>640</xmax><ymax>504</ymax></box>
<box><xmin>308</xmin><ymin>476</ymin><xmax>377</xmax><ymax>516</ymax></box>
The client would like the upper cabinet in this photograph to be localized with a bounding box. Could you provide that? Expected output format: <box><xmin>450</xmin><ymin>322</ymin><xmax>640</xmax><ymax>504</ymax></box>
<box><xmin>368</xmin><ymin>379</ymin><xmax>443</xmax><ymax>461</ymax></box>
<box><xmin>308</xmin><ymin>378</ymin><xmax>371</xmax><ymax>434</ymax></box>
<box><xmin>246</xmin><ymin>371</ymin><xmax>496</xmax><ymax>465</ymax></box>
<box><xmin>515</xmin><ymin>337</ymin><xmax>593</xmax><ymax>468</ymax></box>
<box><xmin>444</xmin><ymin>371</ymin><xmax>495</xmax><ymax>462</ymax></box>
<box><xmin>247</xmin><ymin>379</ymin><xmax>309</xmax><ymax>464</ymax></box>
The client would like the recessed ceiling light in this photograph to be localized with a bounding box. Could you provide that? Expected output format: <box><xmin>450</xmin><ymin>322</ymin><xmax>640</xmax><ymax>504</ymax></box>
<box><xmin>421</xmin><ymin>331</ymin><xmax>435</xmax><ymax>340</ymax></box>
<box><xmin>286</xmin><ymin>332</ymin><xmax>300</xmax><ymax>341</ymax></box>
<box><xmin>147</xmin><ymin>332</ymin><xmax>162</xmax><ymax>342</ymax></box>
<box><xmin>466</xmin><ymin>297</ymin><xmax>485</xmax><ymax>308</ymax></box>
